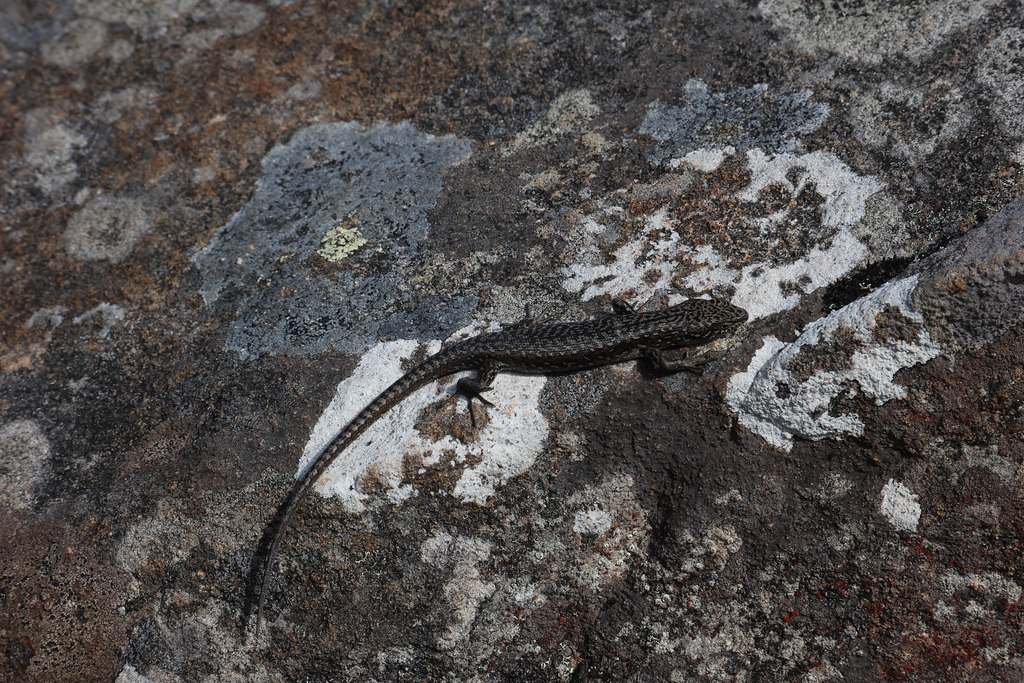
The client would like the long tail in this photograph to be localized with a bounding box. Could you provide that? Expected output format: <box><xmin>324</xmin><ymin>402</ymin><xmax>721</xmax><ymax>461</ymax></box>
<box><xmin>252</xmin><ymin>354</ymin><xmax>461</xmax><ymax>638</ymax></box>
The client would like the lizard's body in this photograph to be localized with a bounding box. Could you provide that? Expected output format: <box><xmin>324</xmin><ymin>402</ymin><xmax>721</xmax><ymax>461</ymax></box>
<box><xmin>253</xmin><ymin>297</ymin><xmax>747</xmax><ymax>635</ymax></box>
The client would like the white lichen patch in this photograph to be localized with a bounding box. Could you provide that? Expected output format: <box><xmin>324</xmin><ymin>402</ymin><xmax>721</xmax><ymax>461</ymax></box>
<box><xmin>741</xmin><ymin>150</ymin><xmax>883</xmax><ymax>229</ymax></box>
<box><xmin>302</xmin><ymin>332</ymin><xmax>549</xmax><ymax>512</ymax></box>
<box><xmin>561</xmin><ymin>208</ymin><xmax>684</xmax><ymax>303</ymax></box>
<box><xmin>114</xmin><ymin>664</ymin><xmax>151</xmax><ymax>683</ymax></box>
<box><xmin>573</xmin><ymin>507</ymin><xmax>612</xmax><ymax>536</ymax></box>
<box><xmin>561</xmin><ymin>148</ymin><xmax>882</xmax><ymax>319</ymax></box>
<box><xmin>27</xmin><ymin>306</ymin><xmax>67</xmax><ymax>329</ymax></box>
<box><xmin>682</xmin><ymin>150</ymin><xmax>882</xmax><ymax>318</ymax></box>
<box><xmin>728</xmin><ymin>276</ymin><xmax>942</xmax><ymax>450</ymax></box>
<box><xmin>672</xmin><ymin>146</ymin><xmax>736</xmax><ymax>172</ymax></box>
<box><xmin>879</xmin><ymin>479</ymin><xmax>921</xmax><ymax>533</ymax></box>
<box><xmin>73</xmin><ymin>302</ymin><xmax>126</xmax><ymax>339</ymax></box>
<box><xmin>450</xmin><ymin>370</ymin><xmax>548</xmax><ymax>504</ymax></box>
<box><xmin>0</xmin><ymin>420</ymin><xmax>51</xmax><ymax>510</ymax></box>
<box><xmin>301</xmin><ymin>339</ymin><xmax>439</xmax><ymax>511</ymax></box>
<box><xmin>421</xmin><ymin>531</ymin><xmax>496</xmax><ymax>650</ymax></box>
<box><xmin>681</xmin><ymin>602</ymin><xmax>757</xmax><ymax>679</ymax></box>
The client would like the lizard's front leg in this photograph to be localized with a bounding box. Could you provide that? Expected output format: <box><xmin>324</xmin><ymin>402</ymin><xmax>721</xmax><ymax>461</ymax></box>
<box><xmin>611</xmin><ymin>297</ymin><xmax>637</xmax><ymax>315</ymax></box>
<box><xmin>639</xmin><ymin>346</ymin><xmax>715</xmax><ymax>374</ymax></box>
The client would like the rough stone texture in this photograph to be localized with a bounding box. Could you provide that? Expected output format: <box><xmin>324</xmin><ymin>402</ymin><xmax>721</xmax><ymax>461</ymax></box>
<box><xmin>1</xmin><ymin>1</ymin><xmax>1023</xmax><ymax>682</ymax></box>
<box><xmin>912</xmin><ymin>197</ymin><xmax>1024</xmax><ymax>351</ymax></box>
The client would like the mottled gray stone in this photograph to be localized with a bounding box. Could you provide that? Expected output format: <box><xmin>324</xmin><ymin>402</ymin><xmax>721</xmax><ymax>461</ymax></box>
<box><xmin>913</xmin><ymin>196</ymin><xmax>1024</xmax><ymax>350</ymax></box>
<box><xmin>192</xmin><ymin>120</ymin><xmax>476</xmax><ymax>358</ymax></box>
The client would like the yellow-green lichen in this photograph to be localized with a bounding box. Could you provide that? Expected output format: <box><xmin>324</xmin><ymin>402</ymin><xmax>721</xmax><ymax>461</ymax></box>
<box><xmin>318</xmin><ymin>217</ymin><xmax>367</xmax><ymax>262</ymax></box>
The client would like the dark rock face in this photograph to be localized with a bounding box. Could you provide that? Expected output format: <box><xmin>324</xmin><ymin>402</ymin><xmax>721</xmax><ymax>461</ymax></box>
<box><xmin>1</xmin><ymin>1</ymin><xmax>1022</xmax><ymax>681</ymax></box>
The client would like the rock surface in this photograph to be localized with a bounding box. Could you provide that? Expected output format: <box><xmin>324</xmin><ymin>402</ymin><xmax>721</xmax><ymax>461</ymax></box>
<box><xmin>1</xmin><ymin>1</ymin><xmax>1022</xmax><ymax>681</ymax></box>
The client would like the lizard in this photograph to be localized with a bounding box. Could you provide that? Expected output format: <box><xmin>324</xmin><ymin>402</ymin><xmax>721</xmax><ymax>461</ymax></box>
<box><xmin>251</xmin><ymin>296</ymin><xmax>747</xmax><ymax>637</ymax></box>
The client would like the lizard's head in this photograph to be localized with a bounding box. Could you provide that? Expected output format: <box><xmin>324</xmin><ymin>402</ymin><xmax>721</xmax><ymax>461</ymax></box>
<box><xmin>666</xmin><ymin>298</ymin><xmax>748</xmax><ymax>341</ymax></box>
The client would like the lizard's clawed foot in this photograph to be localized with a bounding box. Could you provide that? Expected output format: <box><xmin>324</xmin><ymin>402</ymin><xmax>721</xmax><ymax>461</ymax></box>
<box><xmin>456</xmin><ymin>373</ymin><xmax>497</xmax><ymax>427</ymax></box>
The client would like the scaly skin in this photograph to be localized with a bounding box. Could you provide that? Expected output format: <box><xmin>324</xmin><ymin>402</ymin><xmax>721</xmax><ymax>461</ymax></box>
<box><xmin>252</xmin><ymin>297</ymin><xmax>747</xmax><ymax>636</ymax></box>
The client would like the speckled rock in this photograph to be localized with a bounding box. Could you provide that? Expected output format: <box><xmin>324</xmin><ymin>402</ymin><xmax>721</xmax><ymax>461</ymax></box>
<box><xmin>1</xmin><ymin>1</ymin><xmax>1022</xmax><ymax>682</ymax></box>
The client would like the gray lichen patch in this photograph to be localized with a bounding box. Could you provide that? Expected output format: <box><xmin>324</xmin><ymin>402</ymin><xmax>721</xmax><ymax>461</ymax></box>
<box><xmin>116</xmin><ymin>493</ymin><xmax>254</xmax><ymax>588</ymax></box>
<box><xmin>112</xmin><ymin>478</ymin><xmax>277</xmax><ymax>678</ymax></box>
<box><xmin>411</xmin><ymin>473</ymin><xmax>653</xmax><ymax>670</ymax></box>
<box><xmin>0</xmin><ymin>306</ymin><xmax>66</xmax><ymax>372</ymax></box>
<box><xmin>192</xmin><ymin>120</ymin><xmax>475</xmax><ymax>358</ymax></box>
<box><xmin>760</xmin><ymin>0</ymin><xmax>1001</xmax><ymax>65</ymax></box>
<box><xmin>976</xmin><ymin>28</ymin><xmax>1024</xmax><ymax>165</ymax></box>
<box><xmin>73</xmin><ymin>0</ymin><xmax>201</xmax><ymax>40</ymax></box>
<box><xmin>179</xmin><ymin>1</ymin><xmax>267</xmax><ymax>54</ymax></box>
<box><xmin>190</xmin><ymin>0</ymin><xmax>266</xmax><ymax>37</ymax></box>
<box><xmin>565</xmin><ymin>475</ymin><xmax>651</xmax><ymax>591</ymax></box>
<box><xmin>933</xmin><ymin>441</ymin><xmax>1024</xmax><ymax>488</ymax></box>
<box><xmin>39</xmin><ymin>17</ymin><xmax>107</xmax><ymax>68</ymax></box>
<box><xmin>639</xmin><ymin>80</ymin><xmax>829</xmax><ymax>165</ymax></box>
<box><xmin>0</xmin><ymin>419</ymin><xmax>51</xmax><ymax>510</ymax></box>
<box><xmin>503</xmin><ymin>89</ymin><xmax>601</xmax><ymax>156</ymax></box>
<box><xmin>64</xmin><ymin>194</ymin><xmax>151</xmax><ymax>263</ymax></box>
<box><xmin>94</xmin><ymin>86</ymin><xmax>160</xmax><ymax>125</ymax></box>
<box><xmin>939</xmin><ymin>571</ymin><xmax>1023</xmax><ymax>616</ymax></box>
<box><xmin>848</xmin><ymin>80</ymin><xmax>971</xmax><ymax>165</ymax></box>
<box><xmin>420</xmin><ymin>531</ymin><xmax>495</xmax><ymax>651</ymax></box>
<box><xmin>21</xmin><ymin>107</ymin><xmax>87</xmax><ymax>194</ymax></box>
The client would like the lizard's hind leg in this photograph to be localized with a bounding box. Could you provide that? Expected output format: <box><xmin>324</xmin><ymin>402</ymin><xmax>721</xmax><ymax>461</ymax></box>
<box><xmin>456</xmin><ymin>361</ymin><xmax>500</xmax><ymax>427</ymax></box>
